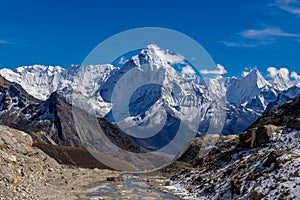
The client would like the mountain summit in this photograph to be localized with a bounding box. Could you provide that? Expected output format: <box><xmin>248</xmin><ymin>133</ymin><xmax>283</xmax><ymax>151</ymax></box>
<box><xmin>271</xmin><ymin>71</ymin><xmax>293</xmax><ymax>91</ymax></box>
<box><xmin>0</xmin><ymin>65</ymin><xmax>64</xmax><ymax>100</ymax></box>
<box><xmin>226</xmin><ymin>69</ymin><xmax>270</xmax><ymax>105</ymax></box>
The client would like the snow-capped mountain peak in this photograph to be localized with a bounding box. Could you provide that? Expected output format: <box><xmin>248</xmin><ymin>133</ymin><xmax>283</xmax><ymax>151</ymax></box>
<box><xmin>270</xmin><ymin>72</ymin><xmax>293</xmax><ymax>91</ymax></box>
<box><xmin>226</xmin><ymin>69</ymin><xmax>270</xmax><ymax>105</ymax></box>
<box><xmin>15</xmin><ymin>64</ymin><xmax>64</xmax><ymax>74</ymax></box>
<box><xmin>0</xmin><ymin>64</ymin><xmax>117</xmax><ymax>103</ymax></box>
<box><xmin>243</xmin><ymin>69</ymin><xmax>269</xmax><ymax>89</ymax></box>
<box><xmin>0</xmin><ymin>65</ymin><xmax>64</xmax><ymax>100</ymax></box>
<box><xmin>131</xmin><ymin>44</ymin><xmax>186</xmax><ymax>69</ymax></box>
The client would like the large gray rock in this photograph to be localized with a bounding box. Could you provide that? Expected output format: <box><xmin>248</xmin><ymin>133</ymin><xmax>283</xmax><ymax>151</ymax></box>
<box><xmin>239</xmin><ymin>125</ymin><xmax>278</xmax><ymax>148</ymax></box>
<box><xmin>287</xmin><ymin>118</ymin><xmax>300</xmax><ymax>130</ymax></box>
<box><xmin>240</xmin><ymin>96</ymin><xmax>300</xmax><ymax>148</ymax></box>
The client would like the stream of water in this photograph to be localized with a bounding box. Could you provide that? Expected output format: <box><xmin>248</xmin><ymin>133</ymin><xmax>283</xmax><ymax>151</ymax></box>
<box><xmin>86</xmin><ymin>175</ymin><xmax>179</xmax><ymax>199</ymax></box>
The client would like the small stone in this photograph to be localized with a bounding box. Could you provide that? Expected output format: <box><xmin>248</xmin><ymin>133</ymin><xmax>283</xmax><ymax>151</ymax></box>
<box><xmin>20</xmin><ymin>171</ymin><xmax>25</xmax><ymax>177</ymax></box>
<box><xmin>107</xmin><ymin>177</ymin><xmax>115</xmax><ymax>182</ymax></box>
<box><xmin>292</xmin><ymin>170</ymin><xmax>300</xmax><ymax>177</ymax></box>
<box><xmin>4</xmin><ymin>174</ymin><xmax>19</xmax><ymax>186</ymax></box>
<box><xmin>6</xmin><ymin>155</ymin><xmax>17</xmax><ymax>162</ymax></box>
<box><xmin>4</xmin><ymin>173</ymin><xmax>14</xmax><ymax>183</ymax></box>
<box><xmin>12</xmin><ymin>137</ymin><xmax>17</xmax><ymax>143</ymax></box>
<box><xmin>230</xmin><ymin>179</ymin><xmax>241</xmax><ymax>195</ymax></box>
<box><xmin>247</xmin><ymin>173</ymin><xmax>262</xmax><ymax>181</ymax></box>
<box><xmin>72</xmin><ymin>172</ymin><xmax>77</xmax><ymax>176</ymax></box>
<box><xmin>271</xmin><ymin>184</ymin><xmax>277</xmax><ymax>190</ymax></box>
<box><xmin>285</xmin><ymin>190</ymin><xmax>291</xmax><ymax>196</ymax></box>
<box><xmin>0</xmin><ymin>137</ymin><xmax>4</xmax><ymax>147</ymax></box>
<box><xmin>250</xmin><ymin>190</ymin><xmax>264</xmax><ymax>200</ymax></box>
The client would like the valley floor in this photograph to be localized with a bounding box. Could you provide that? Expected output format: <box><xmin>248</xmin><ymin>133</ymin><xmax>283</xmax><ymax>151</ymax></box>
<box><xmin>0</xmin><ymin>125</ymin><xmax>179</xmax><ymax>200</ymax></box>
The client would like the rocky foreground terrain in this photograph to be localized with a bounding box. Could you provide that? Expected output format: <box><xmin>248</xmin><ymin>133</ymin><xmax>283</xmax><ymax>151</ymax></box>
<box><xmin>0</xmin><ymin>125</ymin><xmax>181</xmax><ymax>200</ymax></box>
<box><xmin>146</xmin><ymin>97</ymin><xmax>300</xmax><ymax>199</ymax></box>
<box><xmin>0</xmin><ymin>125</ymin><xmax>121</xmax><ymax>199</ymax></box>
<box><xmin>147</xmin><ymin>129</ymin><xmax>300</xmax><ymax>199</ymax></box>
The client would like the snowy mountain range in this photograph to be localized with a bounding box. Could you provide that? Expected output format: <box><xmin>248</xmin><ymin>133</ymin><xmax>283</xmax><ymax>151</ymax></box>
<box><xmin>1</xmin><ymin>44</ymin><xmax>300</xmax><ymax>135</ymax></box>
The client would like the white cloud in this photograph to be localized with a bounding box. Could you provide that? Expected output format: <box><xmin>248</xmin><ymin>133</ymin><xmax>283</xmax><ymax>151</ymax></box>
<box><xmin>241</xmin><ymin>27</ymin><xmax>300</xmax><ymax>39</ymax></box>
<box><xmin>220</xmin><ymin>26</ymin><xmax>300</xmax><ymax>48</ymax></box>
<box><xmin>219</xmin><ymin>41</ymin><xmax>258</xmax><ymax>48</ymax></box>
<box><xmin>291</xmin><ymin>71</ymin><xmax>300</xmax><ymax>79</ymax></box>
<box><xmin>181</xmin><ymin>65</ymin><xmax>195</xmax><ymax>75</ymax></box>
<box><xmin>0</xmin><ymin>39</ymin><xmax>9</xmax><ymax>45</ymax></box>
<box><xmin>279</xmin><ymin>5</ymin><xmax>300</xmax><ymax>15</ymax></box>
<box><xmin>273</xmin><ymin>0</ymin><xmax>300</xmax><ymax>16</ymax></box>
<box><xmin>118</xmin><ymin>56</ymin><xmax>128</xmax><ymax>65</ymax></box>
<box><xmin>219</xmin><ymin>39</ymin><xmax>276</xmax><ymax>47</ymax></box>
<box><xmin>267</xmin><ymin>66</ymin><xmax>290</xmax><ymax>79</ymax></box>
<box><xmin>200</xmin><ymin>64</ymin><xmax>227</xmax><ymax>75</ymax></box>
<box><xmin>276</xmin><ymin>0</ymin><xmax>299</xmax><ymax>3</ymax></box>
<box><xmin>267</xmin><ymin>67</ymin><xmax>279</xmax><ymax>78</ymax></box>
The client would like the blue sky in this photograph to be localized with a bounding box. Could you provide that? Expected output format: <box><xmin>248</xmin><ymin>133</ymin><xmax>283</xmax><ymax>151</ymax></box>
<box><xmin>1</xmin><ymin>0</ymin><xmax>300</xmax><ymax>78</ymax></box>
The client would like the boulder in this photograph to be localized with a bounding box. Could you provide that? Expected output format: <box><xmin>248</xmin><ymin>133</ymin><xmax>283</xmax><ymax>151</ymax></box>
<box><xmin>250</xmin><ymin>190</ymin><xmax>264</xmax><ymax>200</ymax></box>
<box><xmin>263</xmin><ymin>150</ymin><xmax>282</xmax><ymax>169</ymax></box>
<box><xmin>287</xmin><ymin>118</ymin><xmax>300</xmax><ymax>130</ymax></box>
<box><xmin>239</xmin><ymin>125</ymin><xmax>278</xmax><ymax>148</ymax></box>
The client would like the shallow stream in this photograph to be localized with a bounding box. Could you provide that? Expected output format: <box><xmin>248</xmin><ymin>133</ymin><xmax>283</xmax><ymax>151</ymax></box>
<box><xmin>86</xmin><ymin>175</ymin><xmax>179</xmax><ymax>199</ymax></box>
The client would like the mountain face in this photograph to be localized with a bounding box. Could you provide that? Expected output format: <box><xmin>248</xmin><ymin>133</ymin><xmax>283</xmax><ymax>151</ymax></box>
<box><xmin>0</xmin><ymin>65</ymin><xmax>63</xmax><ymax>100</ymax></box>
<box><xmin>270</xmin><ymin>72</ymin><xmax>293</xmax><ymax>91</ymax></box>
<box><xmin>1</xmin><ymin>45</ymin><xmax>300</xmax><ymax>136</ymax></box>
<box><xmin>226</xmin><ymin>69</ymin><xmax>270</xmax><ymax>105</ymax></box>
<box><xmin>0</xmin><ymin>75</ymin><xmax>42</xmax><ymax>133</ymax></box>
<box><xmin>0</xmin><ymin>75</ymin><xmax>144</xmax><ymax>155</ymax></box>
<box><xmin>0</xmin><ymin>64</ymin><xmax>115</xmax><ymax>117</ymax></box>
<box><xmin>101</xmin><ymin>45</ymin><xmax>213</xmax><ymax>133</ymax></box>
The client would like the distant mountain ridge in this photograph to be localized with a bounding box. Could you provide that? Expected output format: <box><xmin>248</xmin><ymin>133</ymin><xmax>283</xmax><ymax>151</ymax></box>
<box><xmin>1</xmin><ymin>45</ymin><xmax>300</xmax><ymax>135</ymax></box>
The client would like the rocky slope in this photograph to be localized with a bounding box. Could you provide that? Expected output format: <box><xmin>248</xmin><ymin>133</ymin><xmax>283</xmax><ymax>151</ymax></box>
<box><xmin>0</xmin><ymin>75</ymin><xmax>143</xmax><ymax>152</ymax></box>
<box><xmin>250</xmin><ymin>95</ymin><xmax>300</xmax><ymax>130</ymax></box>
<box><xmin>0</xmin><ymin>125</ymin><xmax>119</xmax><ymax>200</ymax></box>
<box><xmin>149</xmin><ymin>95</ymin><xmax>300</xmax><ymax>199</ymax></box>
